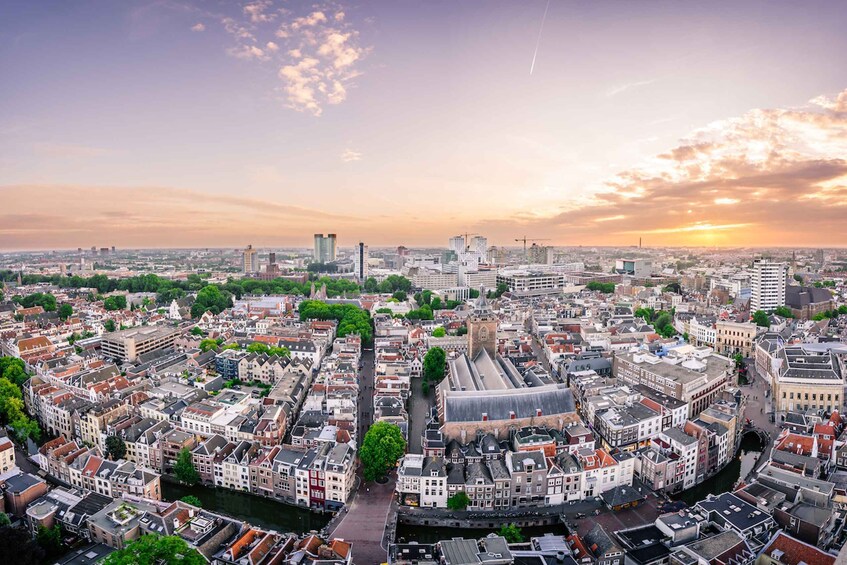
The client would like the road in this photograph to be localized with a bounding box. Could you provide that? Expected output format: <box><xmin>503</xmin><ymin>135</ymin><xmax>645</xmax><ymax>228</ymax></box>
<box><xmin>406</xmin><ymin>377</ymin><xmax>433</xmax><ymax>454</ymax></box>
<box><xmin>741</xmin><ymin>358</ymin><xmax>779</xmax><ymax>476</ymax></box>
<box><xmin>530</xmin><ymin>336</ymin><xmax>554</xmax><ymax>375</ymax></box>
<box><xmin>357</xmin><ymin>347</ymin><xmax>375</xmax><ymax>448</ymax></box>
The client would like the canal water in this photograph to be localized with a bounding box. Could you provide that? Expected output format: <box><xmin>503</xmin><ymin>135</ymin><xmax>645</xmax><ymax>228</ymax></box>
<box><xmin>162</xmin><ymin>481</ymin><xmax>331</xmax><ymax>534</ymax></box>
<box><xmin>673</xmin><ymin>432</ymin><xmax>764</xmax><ymax>507</ymax></box>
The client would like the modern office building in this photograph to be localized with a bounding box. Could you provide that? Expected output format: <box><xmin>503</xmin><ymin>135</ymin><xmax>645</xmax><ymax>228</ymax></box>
<box><xmin>354</xmin><ymin>242</ymin><xmax>369</xmax><ymax>281</ymax></box>
<box><xmin>313</xmin><ymin>234</ymin><xmax>337</xmax><ymax>263</ymax></box>
<box><xmin>101</xmin><ymin>327</ymin><xmax>180</xmax><ymax>363</ymax></box>
<box><xmin>614</xmin><ymin>258</ymin><xmax>653</xmax><ymax>278</ymax></box>
<box><xmin>469</xmin><ymin>236</ymin><xmax>487</xmax><ymax>257</ymax></box>
<box><xmin>242</xmin><ymin>244</ymin><xmax>258</xmax><ymax>274</ymax></box>
<box><xmin>751</xmin><ymin>259</ymin><xmax>788</xmax><ymax>312</ymax></box>
<box><xmin>448</xmin><ymin>235</ymin><xmax>465</xmax><ymax>255</ymax></box>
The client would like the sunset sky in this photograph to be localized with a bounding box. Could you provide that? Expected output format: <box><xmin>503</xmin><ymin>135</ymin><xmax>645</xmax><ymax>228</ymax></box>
<box><xmin>1</xmin><ymin>0</ymin><xmax>846</xmax><ymax>250</ymax></box>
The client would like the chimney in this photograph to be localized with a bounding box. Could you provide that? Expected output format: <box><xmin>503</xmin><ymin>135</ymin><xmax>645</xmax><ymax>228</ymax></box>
<box><xmin>536</xmin><ymin>408</ymin><xmax>543</xmax><ymax>417</ymax></box>
<box><xmin>482</xmin><ymin>413</ymin><xmax>488</xmax><ymax>422</ymax></box>
<box><xmin>510</xmin><ymin>411</ymin><xmax>516</xmax><ymax>420</ymax></box>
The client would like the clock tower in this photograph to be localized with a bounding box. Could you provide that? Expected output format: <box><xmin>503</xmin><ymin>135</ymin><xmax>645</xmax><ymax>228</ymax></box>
<box><xmin>467</xmin><ymin>287</ymin><xmax>497</xmax><ymax>359</ymax></box>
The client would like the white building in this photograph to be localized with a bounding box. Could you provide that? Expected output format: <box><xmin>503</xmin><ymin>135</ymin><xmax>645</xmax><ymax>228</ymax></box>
<box><xmin>750</xmin><ymin>259</ymin><xmax>787</xmax><ymax>312</ymax></box>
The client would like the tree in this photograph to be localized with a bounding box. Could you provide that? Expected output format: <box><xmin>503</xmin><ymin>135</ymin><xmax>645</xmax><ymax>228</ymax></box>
<box><xmin>0</xmin><ymin>525</ymin><xmax>45</xmax><ymax>565</ymax></box>
<box><xmin>246</xmin><ymin>342</ymin><xmax>290</xmax><ymax>357</ymax></box>
<box><xmin>423</xmin><ymin>347</ymin><xmax>446</xmax><ymax>388</ymax></box>
<box><xmin>103</xmin><ymin>319</ymin><xmax>116</xmax><ymax>332</ymax></box>
<box><xmin>18</xmin><ymin>292</ymin><xmax>57</xmax><ymax>311</ymax></box>
<box><xmin>103</xmin><ymin>534</ymin><xmax>205</xmax><ymax>565</ymax></box>
<box><xmin>173</xmin><ymin>447</ymin><xmax>199</xmax><ymax>485</ymax></box>
<box><xmin>103</xmin><ymin>295</ymin><xmax>127</xmax><ymax>311</ymax></box>
<box><xmin>36</xmin><ymin>524</ymin><xmax>63</xmax><ymax>558</ymax></box>
<box><xmin>793</xmin><ymin>274</ymin><xmax>804</xmax><ymax>283</ymax></box>
<box><xmin>392</xmin><ymin>290</ymin><xmax>407</xmax><ymax>302</ymax></box>
<box><xmin>432</xmin><ymin>327</ymin><xmax>446</xmax><ymax>338</ymax></box>
<box><xmin>375</xmin><ymin>308</ymin><xmax>393</xmax><ymax>315</ymax></box>
<box><xmin>772</xmin><ymin>306</ymin><xmax>794</xmax><ymax>318</ymax></box>
<box><xmin>180</xmin><ymin>495</ymin><xmax>203</xmax><ymax>508</ymax></box>
<box><xmin>105</xmin><ymin>435</ymin><xmax>127</xmax><ymax>460</ymax></box>
<box><xmin>447</xmin><ymin>491</ymin><xmax>470</xmax><ymax>510</ymax></box>
<box><xmin>191</xmin><ymin>285</ymin><xmax>233</xmax><ymax>318</ymax></box>
<box><xmin>58</xmin><ymin>303</ymin><xmax>73</xmax><ymax>320</ymax></box>
<box><xmin>733</xmin><ymin>353</ymin><xmax>744</xmax><ymax>368</ymax></box>
<box><xmin>360</xmin><ymin>421</ymin><xmax>406</xmax><ymax>482</ymax></box>
<box><xmin>199</xmin><ymin>338</ymin><xmax>219</xmax><ymax>352</ymax></box>
<box><xmin>752</xmin><ymin>310</ymin><xmax>770</xmax><ymax>327</ymax></box>
<box><xmin>586</xmin><ymin>281</ymin><xmax>615</xmax><ymax>293</ymax></box>
<box><xmin>363</xmin><ymin>277</ymin><xmax>379</xmax><ymax>293</ymax></box>
<box><xmin>0</xmin><ymin>513</ymin><xmax>9</xmax><ymax>527</ymax></box>
<box><xmin>498</xmin><ymin>523</ymin><xmax>524</xmax><ymax>543</ymax></box>
<box><xmin>662</xmin><ymin>282</ymin><xmax>682</xmax><ymax>294</ymax></box>
<box><xmin>190</xmin><ymin>326</ymin><xmax>203</xmax><ymax>336</ymax></box>
<box><xmin>494</xmin><ymin>282</ymin><xmax>509</xmax><ymax>298</ymax></box>
<box><xmin>456</xmin><ymin>326</ymin><xmax>468</xmax><ymax>336</ymax></box>
<box><xmin>0</xmin><ymin>357</ymin><xmax>28</xmax><ymax>387</ymax></box>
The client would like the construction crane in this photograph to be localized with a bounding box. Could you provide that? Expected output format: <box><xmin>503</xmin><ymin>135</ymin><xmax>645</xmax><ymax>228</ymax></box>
<box><xmin>514</xmin><ymin>236</ymin><xmax>551</xmax><ymax>260</ymax></box>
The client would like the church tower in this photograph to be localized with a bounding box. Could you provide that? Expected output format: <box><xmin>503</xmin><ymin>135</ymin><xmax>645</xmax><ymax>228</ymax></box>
<box><xmin>467</xmin><ymin>287</ymin><xmax>497</xmax><ymax>359</ymax></box>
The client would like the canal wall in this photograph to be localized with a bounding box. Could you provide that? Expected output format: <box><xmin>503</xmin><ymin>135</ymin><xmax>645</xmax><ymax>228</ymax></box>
<box><xmin>397</xmin><ymin>511</ymin><xmax>564</xmax><ymax>529</ymax></box>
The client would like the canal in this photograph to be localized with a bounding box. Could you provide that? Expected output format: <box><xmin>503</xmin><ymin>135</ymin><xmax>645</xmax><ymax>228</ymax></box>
<box><xmin>673</xmin><ymin>432</ymin><xmax>764</xmax><ymax>507</ymax></box>
<box><xmin>162</xmin><ymin>481</ymin><xmax>331</xmax><ymax>534</ymax></box>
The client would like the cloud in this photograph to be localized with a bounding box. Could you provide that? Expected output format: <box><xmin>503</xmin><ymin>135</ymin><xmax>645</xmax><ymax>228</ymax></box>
<box><xmin>212</xmin><ymin>2</ymin><xmax>368</xmax><ymax>117</ymax></box>
<box><xmin>191</xmin><ymin>22</ymin><xmax>205</xmax><ymax>32</ymax></box>
<box><xmin>243</xmin><ymin>0</ymin><xmax>276</xmax><ymax>24</ymax></box>
<box><xmin>605</xmin><ymin>79</ymin><xmax>655</xmax><ymax>98</ymax></box>
<box><xmin>341</xmin><ymin>149</ymin><xmax>362</xmax><ymax>162</ymax></box>
<box><xmin>229</xmin><ymin>44</ymin><xmax>269</xmax><ymax>61</ymax></box>
<box><xmin>471</xmin><ymin>87</ymin><xmax>847</xmax><ymax>246</ymax></box>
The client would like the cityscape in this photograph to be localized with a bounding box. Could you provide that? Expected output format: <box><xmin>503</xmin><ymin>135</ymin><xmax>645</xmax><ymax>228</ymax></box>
<box><xmin>2</xmin><ymin>2</ymin><xmax>847</xmax><ymax>565</ymax></box>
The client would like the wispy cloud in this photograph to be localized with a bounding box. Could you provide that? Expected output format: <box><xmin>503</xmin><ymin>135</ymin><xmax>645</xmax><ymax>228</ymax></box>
<box><xmin>605</xmin><ymin>79</ymin><xmax>655</xmax><ymax>98</ymax></box>
<box><xmin>199</xmin><ymin>1</ymin><xmax>369</xmax><ymax>117</ymax></box>
<box><xmin>341</xmin><ymin>148</ymin><xmax>362</xmax><ymax>162</ymax></box>
<box><xmin>191</xmin><ymin>22</ymin><xmax>205</xmax><ymax>32</ymax></box>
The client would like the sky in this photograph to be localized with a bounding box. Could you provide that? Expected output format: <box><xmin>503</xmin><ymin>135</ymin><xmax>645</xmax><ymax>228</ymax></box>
<box><xmin>1</xmin><ymin>0</ymin><xmax>846</xmax><ymax>251</ymax></box>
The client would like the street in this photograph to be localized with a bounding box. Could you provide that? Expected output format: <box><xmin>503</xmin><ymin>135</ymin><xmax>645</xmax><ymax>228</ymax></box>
<box><xmin>357</xmin><ymin>347</ymin><xmax>375</xmax><ymax>449</ymax></box>
<box><xmin>406</xmin><ymin>377</ymin><xmax>433</xmax><ymax>454</ymax></box>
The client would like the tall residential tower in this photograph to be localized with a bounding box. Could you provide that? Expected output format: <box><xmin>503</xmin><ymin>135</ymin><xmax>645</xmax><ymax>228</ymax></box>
<box><xmin>751</xmin><ymin>259</ymin><xmax>788</xmax><ymax>312</ymax></box>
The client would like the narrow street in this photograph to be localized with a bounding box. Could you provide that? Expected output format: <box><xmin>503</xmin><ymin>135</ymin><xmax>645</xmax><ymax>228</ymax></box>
<box><xmin>357</xmin><ymin>347</ymin><xmax>375</xmax><ymax>449</ymax></box>
<box><xmin>406</xmin><ymin>377</ymin><xmax>433</xmax><ymax>454</ymax></box>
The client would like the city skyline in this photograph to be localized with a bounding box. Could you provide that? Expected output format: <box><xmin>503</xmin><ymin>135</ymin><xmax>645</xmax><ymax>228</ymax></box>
<box><xmin>2</xmin><ymin>1</ymin><xmax>847</xmax><ymax>250</ymax></box>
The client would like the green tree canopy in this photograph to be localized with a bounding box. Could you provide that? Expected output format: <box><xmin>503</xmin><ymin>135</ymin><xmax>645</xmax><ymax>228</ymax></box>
<box><xmin>198</xmin><ymin>339</ymin><xmax>219</xmax><ymax>353</ymax></box>
<box><xmin>423</xmin><ymin>347</ymin><xmax>446</xmax><ymax>389</ymax></box>
<box><xmin>752</xmin><ymin>310</ymin><xmax>770</xmax><ymax>327</ymax></box>
<box><xmin>586</xmin><ymin>281</ymin><xmax>615</xmax><ymax>293</ymax></box>
<box><xmin>180</xmin><ymin>495</ymin><xmax>203</xmax><ymax>508</ymax></box>
<box><xmin>772</xmin><ymin>306</ymin><xmax>794</xmax><ymax>318</ymax></box>
<box><xmin>103</xmin><ymin>319</ymin><xmax>116</xmax><ymax>332</ymax></box>
<box><xmin>190</xmin><ymin>326</ymin><xmax>203</xmax><ymax>336</ymax></box>
<box><xmin>58</xmin><ymin>303</ymin><xmax>73</xmax><ymax>320</ymax></box>
<box><xmin>191</xmin><ymin>285</ymin><xmax>233</xmax><ymax>318</ymax></box>
<box><xmin>432</xmin><ymin>327</ymin><xmax>446</xmax><ymax>338</ymax></box>
<box><xmin>498</xmin><ymin>523</ymin><xmax>524</xmax><ymax>543</ymax></box>
<box><xmin>361</xmin><ymin>421</ymin><xmax>406</xmax><ymax>482</ymax></box>
<box><xmin>299</xmin><ymin>300</ymin><xmax>373</xmax><ymax>344</ymax></box>
<box><xmin>173</xmin><ymin>447</ymin><xmax>199</xmax><ymax>485</ymax></box>
<box><xmin>246</xmin><ymin>342</ymin><xmax>291</xmax><ymax>357</ymax></box>
<box><xmin>102</xmin><ymin>534</ymin><xmax>205</xmax><ymax>565</ymax></box>
<box><xmin>17</xmin><ymin>292</ymin><xmax>57</xmax><ymax>311</ymax></box>
<box><xmin>105</xmin><ymin>435</ymin><xmax>127</xmax><ymax>460</ymax></box>
<box><xmin>35</xmin><ymin>524</ymin><xmax>62</xmax><ymax>558</ymax></box>
<box><xmin>103</xmin><ymin>295</ymin><xmax>127</xmax><ymax>311</ymax></box>
<box><xmin>447</xmin><ymin>491</ymin><xmax>470</xmax><ymax>510</ymax></box>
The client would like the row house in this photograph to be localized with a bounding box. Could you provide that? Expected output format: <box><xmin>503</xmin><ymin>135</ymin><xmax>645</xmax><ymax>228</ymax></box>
<box><xmin>396</xmin><ymin>446</ymin><xmax>627</xmax><ymax>510</ymax></box>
